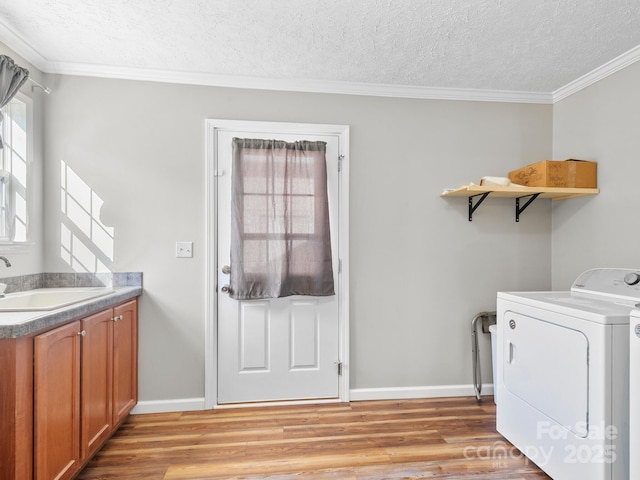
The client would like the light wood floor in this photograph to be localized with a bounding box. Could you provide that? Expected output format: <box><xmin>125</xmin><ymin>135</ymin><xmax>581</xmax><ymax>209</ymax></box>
<box><xmin>77</xmin><ymin>396</ymin><xmax>551</xmax><ymax>479</ymax></box>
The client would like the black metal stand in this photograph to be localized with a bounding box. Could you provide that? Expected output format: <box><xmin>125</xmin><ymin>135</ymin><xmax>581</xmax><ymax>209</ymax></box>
<box><xmin>471</xmin><ymin>311</ymin><xmax>497</xmax><ymax>401</ymax></box>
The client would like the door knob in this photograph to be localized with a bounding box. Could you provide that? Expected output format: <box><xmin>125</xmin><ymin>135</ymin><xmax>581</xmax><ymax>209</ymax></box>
<box><xmin>221</xmin><ymin>265</ymin><xmax>231</xmax><ymax>274</ymax></box>
<box><xmin>221</xmin><ymin>285</ymin><xmax>231</xmax><ymax>294</ymax></box>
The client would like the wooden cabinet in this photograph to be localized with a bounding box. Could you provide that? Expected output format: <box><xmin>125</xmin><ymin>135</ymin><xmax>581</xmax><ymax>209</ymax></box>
<box><xmin>0</xmin><ymin>298</ymin><xmax>138</xmax><ymax>480</ymax></box>
<box><xmin>34</xmin><ymin>321</ymin><xmax>82</xmax><ymax>480</ymax></box>
<box><xmin>81</xmin><ymin>309</ymin><xmax>114</xmax><ymax>460</ymax></box>
<box><xmin>112</xmin><ymin>301</ymin><xmax>138</xmax><ymax>426</ymax></box>
<box><xmin>0</xmin><ymin>335</ymin><xmax>34</xmax><ymax>480</ymax></box>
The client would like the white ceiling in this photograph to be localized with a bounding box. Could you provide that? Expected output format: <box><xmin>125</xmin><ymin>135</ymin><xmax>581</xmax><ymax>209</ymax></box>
<box><xmin>1</xmin><ymin>0</ymin><xmax>640</xmax><ymax>102</ymax></box>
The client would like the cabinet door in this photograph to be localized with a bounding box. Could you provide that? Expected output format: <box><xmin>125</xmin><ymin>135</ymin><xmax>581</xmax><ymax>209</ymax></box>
<box><xmin>34</xmin><ymin>321</ymin><xmax>81</xmax><ymax>480</ymax></box>
<box><xmin>81</xmin><ymin>309</ymin><xmax>113</xmax><ymax>459</ymax></box>
<box><xmin>0</xmin><ymin>336</ymin><xmax>33</xmax><ymax>480</ymax></box>
<box><xmin>113</xmin><ymin>300</ymin><xmax>138</xmax><ymax>425</ymax></box>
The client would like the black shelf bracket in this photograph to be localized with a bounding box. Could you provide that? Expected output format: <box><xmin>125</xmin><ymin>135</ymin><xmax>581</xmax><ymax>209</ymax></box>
<box><xmin>515</xmin><ymin>193</ymin><xmax>541</xmax><ymax>222</ymax></box>
<box><xmin>468</xmin><ymin>192</ymin><xmax>490</xmax><ymax>221</ymax></box>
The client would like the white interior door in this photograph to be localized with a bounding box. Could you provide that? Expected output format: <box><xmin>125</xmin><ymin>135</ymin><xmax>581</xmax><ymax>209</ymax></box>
<box><xmin>215</xmin><ymin>127</ymin><xmax>342</xmax><ymax>404</ymax></box>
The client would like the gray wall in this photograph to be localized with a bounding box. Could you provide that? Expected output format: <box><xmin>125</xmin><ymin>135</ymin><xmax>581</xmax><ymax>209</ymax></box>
<box><xmin>42</xmin><ymin>76</ymin><xmax>552</xmax><ymax>403</ymax></box>
<box><xmin>552</xmin><ymin>62</ymin><xmax>640</xmax><ymax>288</ymax></box>
<box><xmin>5</xmin><ymin>35</ymin><xmax>638</xmax><ymax>406</ymax></box>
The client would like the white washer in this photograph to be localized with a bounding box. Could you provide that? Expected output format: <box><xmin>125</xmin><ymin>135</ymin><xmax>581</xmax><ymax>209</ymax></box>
<box><xmin>630</xmin><ymin>308</ymin><xmax>640</xmax><ymax>479</ymax></box>
<box><xmin>497</xmin><ymin>268</ymin><xmax>640</xmax><ymax>480</ymax></box>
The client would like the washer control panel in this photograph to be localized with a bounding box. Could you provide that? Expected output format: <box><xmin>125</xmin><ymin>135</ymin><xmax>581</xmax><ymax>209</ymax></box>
<box><xmin>571</xmin><ymin>268</ymin><xmax>640</xmax><ymax>301</ymax></box>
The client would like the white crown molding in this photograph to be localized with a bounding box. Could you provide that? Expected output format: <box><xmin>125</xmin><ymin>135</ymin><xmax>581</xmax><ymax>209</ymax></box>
<box><xmin>3</xmin><ymin>13</ymin><xmax>638</xmax><ymax>105</ymax></box>
<box><xmin>44</xmin><ymin>60</ymin><xmax>554</xmax><ymax>104</ymax></box>
<box><xmin>553</xmin><ymin>44</ymin><xmax>640</xmax><ymax>102</ymax></box>
<box><xmin>0</xmin><ymin>19</ymin><xmax>49</xmax><ymax>70</ymax></box>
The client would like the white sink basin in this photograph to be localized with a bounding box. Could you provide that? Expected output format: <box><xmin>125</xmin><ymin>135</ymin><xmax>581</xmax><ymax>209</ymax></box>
<box><xmin>0</xmin><ymin>287</ymin><xmax>115</xmax><ymax>311</ymax></box>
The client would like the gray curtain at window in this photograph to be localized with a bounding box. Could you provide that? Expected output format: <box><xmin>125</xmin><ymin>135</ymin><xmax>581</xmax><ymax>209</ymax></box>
<box><xmin>0</xmin><ymin>55</ymin><xmax>29</xmax><ymax>149</ymax></box>
<box><xmin>230</xmin><ymin>138</ymin><xmax>335</xmax><ymax>300</ymax></box>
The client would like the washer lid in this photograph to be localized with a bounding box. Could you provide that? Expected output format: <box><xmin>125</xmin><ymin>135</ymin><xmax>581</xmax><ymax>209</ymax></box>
<box><xmin>498</xmin><ymin>290</ymin><xmax>635</xmax><ymax>324</ymax></box>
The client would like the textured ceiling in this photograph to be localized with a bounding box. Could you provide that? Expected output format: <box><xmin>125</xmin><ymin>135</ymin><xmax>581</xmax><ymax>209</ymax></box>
<box><xmin>1</xmin><ymin>0</ymin><xmax>640</xmax><ymax>95</ymax></box>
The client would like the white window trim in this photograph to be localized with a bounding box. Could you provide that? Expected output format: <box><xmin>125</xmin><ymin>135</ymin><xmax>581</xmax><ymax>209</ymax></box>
<box><xmin>0</xmin><ymin>92</ymin><xmax>33</xmax><ymax>247</ymax></box>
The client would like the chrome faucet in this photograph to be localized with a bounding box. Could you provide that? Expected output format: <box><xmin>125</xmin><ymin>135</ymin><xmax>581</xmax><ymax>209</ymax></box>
<box><xmin>0</xmin><ymin>257</ymin><xmax>9</xmax><ymax>298</ymax></box>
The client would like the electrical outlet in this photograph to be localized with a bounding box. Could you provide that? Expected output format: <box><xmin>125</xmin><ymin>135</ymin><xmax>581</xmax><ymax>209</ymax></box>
<box><xmin>176</xmin><ymin>241</ymin><xmax>193</xmax><ymax>258</ymax></box>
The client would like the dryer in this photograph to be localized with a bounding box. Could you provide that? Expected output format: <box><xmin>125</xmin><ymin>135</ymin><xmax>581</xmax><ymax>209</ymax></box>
<box><xmin>497</xmin><ymin>268</ymin><xmax>640</xmax><ymax>480</ymax></box>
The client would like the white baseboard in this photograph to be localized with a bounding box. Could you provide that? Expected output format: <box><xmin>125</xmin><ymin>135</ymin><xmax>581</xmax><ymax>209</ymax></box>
<box><xmin>349</xmin><ymin>384</ymin><xmax>495</xmax><ymax>401</ymax></box>
<box><xmin>131</xmin><ymin>397</ymin><xmax>206</xmax><ymax>414</ymax></box>
<box><xmin>130</xmin><ymin>384</ymin><xmax>495</xmax><ymax>414</ymax></box>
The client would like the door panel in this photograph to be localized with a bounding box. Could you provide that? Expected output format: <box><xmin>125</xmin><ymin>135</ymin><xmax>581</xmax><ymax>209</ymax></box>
<box><xmin>290</xmin><ymin>300</ymin><xmax>319</xmax><ymax>370</ymax></box>
<box><xmin>503</xmin><ymin>311</ymin><xmax>589</xmax><ymax>437</ymax></box>
<box><xmin>216</xmin><ymin>128</ymin><xmax>340</xmax><ymax>404</ymax></box>
<box><xmin>239</xmin><ymin>301</ymin><xmax>269</xmax><ymax>371</ymax></box>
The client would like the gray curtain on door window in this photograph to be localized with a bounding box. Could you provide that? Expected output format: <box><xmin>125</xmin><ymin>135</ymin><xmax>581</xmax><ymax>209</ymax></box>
<box><xmin>230</xmin><ymin>138</ymin><xmax>335</xmax><ymax>300</ymax></box>
<box><xmin>0</xmin><ymin>55</ymin><xmax>29</xmax><ymax>149</ymax></box>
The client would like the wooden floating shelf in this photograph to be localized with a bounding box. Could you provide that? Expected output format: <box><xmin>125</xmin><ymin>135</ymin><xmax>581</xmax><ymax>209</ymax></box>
<box><xmin>440</xmin><ymin>185</ymin><xmax>600</xmax><ymax>222</ymax></box>
<box><xmin>441</xmin><ymin>185</ymin><xmax>599</xmax><ymax>200</ymax></box>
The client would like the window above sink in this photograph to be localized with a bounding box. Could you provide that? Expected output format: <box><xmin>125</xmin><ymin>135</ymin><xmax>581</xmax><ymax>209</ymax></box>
<box><xmin>0</xmin><ymin>92</ymin><xmax>32</xmax><ymax>244</ymax></box>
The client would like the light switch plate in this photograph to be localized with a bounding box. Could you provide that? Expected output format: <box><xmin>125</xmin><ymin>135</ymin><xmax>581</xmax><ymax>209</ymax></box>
<box><xmin>176</xmin><ymin>241</ymin><xmax>193</xmax><ymax>258</ymax></box>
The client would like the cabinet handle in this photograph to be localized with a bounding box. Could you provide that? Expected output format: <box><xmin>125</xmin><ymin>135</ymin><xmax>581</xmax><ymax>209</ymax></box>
<box><xmin>77</xmin><ymin>330</ymin><xmax>86</xmax><ymax>337</ymax></box>
<box><xmin>113</xmin><ymin>315</ymin><xmax>123</xmax><ymax>322</ymax></box>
